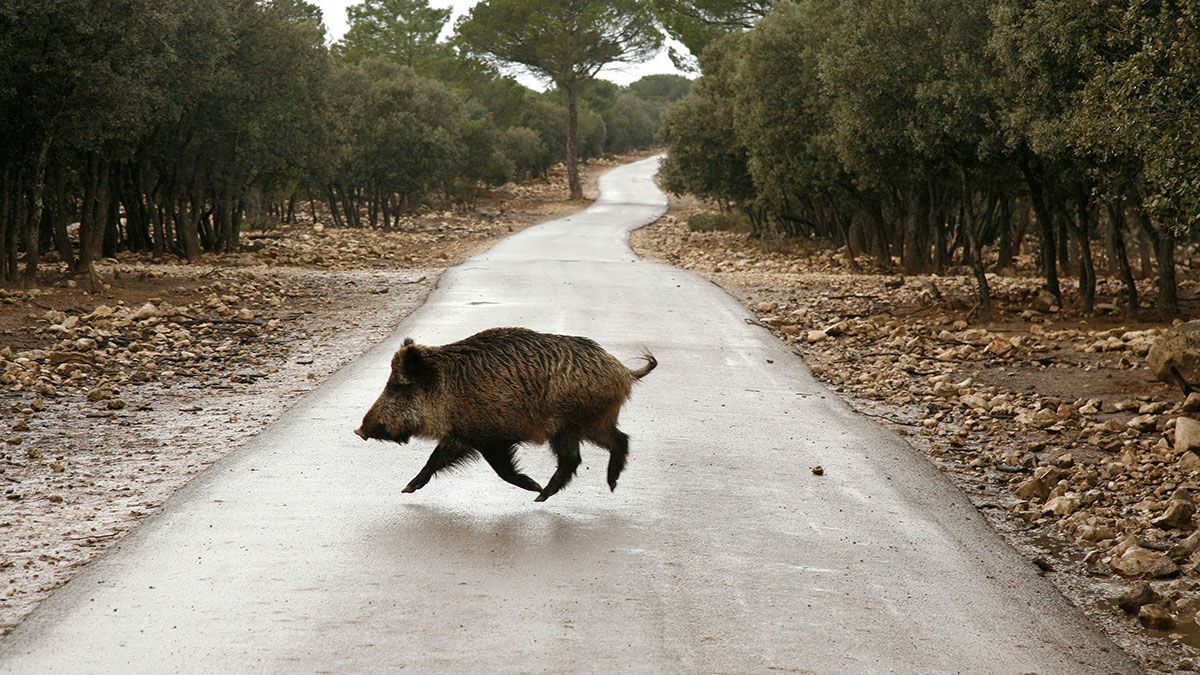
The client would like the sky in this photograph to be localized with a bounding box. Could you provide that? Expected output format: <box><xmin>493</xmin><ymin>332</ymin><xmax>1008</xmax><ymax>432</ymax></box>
<box><xmin>313</xmin><ymin>0</ymin><xmax>686</xmax><ymax>90</ymax></box>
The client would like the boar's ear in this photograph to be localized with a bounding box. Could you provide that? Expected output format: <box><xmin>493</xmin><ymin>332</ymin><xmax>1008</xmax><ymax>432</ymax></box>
<box><xmin>399</xmin><ymin>344</ymin><xmax>436</xmax><ymax>385</ymax></box>
<box><xmin>403</xmin><ymin>337</ymin><xmax>414</xmax><ymax>347</ymax></box>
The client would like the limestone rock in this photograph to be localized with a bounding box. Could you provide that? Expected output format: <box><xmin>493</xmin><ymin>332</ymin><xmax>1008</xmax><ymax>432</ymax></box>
<box><xmin>1126</xmin><ymin>414</ymin><xmax>1157</xmax><ymax>432</ymax></box>
<box><xmin>1110</xmin><ymin>545</ymin><xmax>1179</xmax><ymax>578</ymax></box>
<box><xmin>1148</xmin><ymin>321</ymin><xmax>1200</xmax><ymax>393</ymax></box>
<box><xmin>1180</xmin><ymin>452</ymin><xmax>1200</xmax><ymax>472</ymax></box>
<box><xmin>132</xmin><ymin>302</ymin><xmax>159</xmax><ymax>320</ymax></box>
<box><xmin>1016</xmin><ymin>466</ymin><xmax>1065</xmax><ymax>501</ymax></box>
<box><xmin>1152</xmin><ymin>498</ymin><xmax>1196</xmax><ymax>530</ymax></box>
<box><xmin>1138</xmin><ymin>603</ymin><xmax>1176</xmax><ymax>629</ymax></box>
<box><xmin>1117</xmin><ymin>581</ymin><xmax>1159</xmax><ymax>613</ymax></box>
<box><xmin>1043</xmin><ymin>494</ymin><xmax>1081</xmax><ymax>517</ymax></box>
<box><xmin>1184</xmin><ymin>392</ymin><xmax>1200</xmax><ymax>413</ymax></box>
<box><xmin>1176</xmin><ymin>417</ymin><xmax>1200</xmax><ymax>453</ymax></box>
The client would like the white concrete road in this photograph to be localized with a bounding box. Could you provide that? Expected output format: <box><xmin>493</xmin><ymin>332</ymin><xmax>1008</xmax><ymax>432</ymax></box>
<box><xmin>0</xmin><ymin>157</ymin><xmax>1135</xmax><ymax>673</ymax></box>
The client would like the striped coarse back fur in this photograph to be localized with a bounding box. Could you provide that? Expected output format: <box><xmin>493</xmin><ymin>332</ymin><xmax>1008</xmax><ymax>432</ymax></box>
<box><xmin>423</xmin><ymin>328</ymin><xmax>636</xmax><ymax>440</ymax></box>
<box><xmin>355</xmin><ymin>326</ymin><xmax>656</xmax><ymax>502</ymax></box>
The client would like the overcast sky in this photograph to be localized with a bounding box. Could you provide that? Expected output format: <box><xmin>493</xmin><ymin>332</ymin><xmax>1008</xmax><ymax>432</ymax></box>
<box><xmin>313</xmin><ymin>0</ymin><xmax>686</xmax><ymax>90</ymax></box>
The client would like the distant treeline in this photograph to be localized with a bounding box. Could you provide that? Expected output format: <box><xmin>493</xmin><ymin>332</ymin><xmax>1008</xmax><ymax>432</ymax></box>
<box><xmin>0</xmin><ymin>0</ymin><xmax>691</xmax><ymax>285</ymax></box>
<box><xmin>658</xmin><ymin>0</ymin><xmax>1200</xmax><ymax>316</ymax></box>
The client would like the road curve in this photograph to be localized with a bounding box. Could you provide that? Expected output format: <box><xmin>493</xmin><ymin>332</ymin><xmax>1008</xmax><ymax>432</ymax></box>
<box><xmin>1</xmin><ymin>158</ymin><xmax>1134</xmax><ymax>673</ymax></box>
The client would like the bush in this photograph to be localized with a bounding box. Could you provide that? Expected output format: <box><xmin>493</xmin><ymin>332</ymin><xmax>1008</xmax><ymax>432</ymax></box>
<box><xmin>687</xmin><ymin>213</ymin><xmax>740</xmax><ymax>232</ymax></box>
<box><xmin>499</xmin><ymin>126</ymin><xmax>546</xmax><ymax>180</ymax></box>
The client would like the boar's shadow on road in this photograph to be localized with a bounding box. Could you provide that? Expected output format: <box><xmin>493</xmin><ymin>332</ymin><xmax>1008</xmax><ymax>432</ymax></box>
<box><xmin>374</xmin><ymin>501</ymin><xmax>635</xmax><ymax>554</ymax></box>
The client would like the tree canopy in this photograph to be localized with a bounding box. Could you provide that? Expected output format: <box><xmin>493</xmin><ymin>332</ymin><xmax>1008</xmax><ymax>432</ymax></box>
<box><xmin>0</xmin><ymin>0</ymin><xmax>680</xmax><ymax>287</ymax></box>
<box><xmin>334</xmin><ymin>0</ymin><xmax>451</xmax><ymax>67</ymax></box>
<box><xmin>457</xmin><ymin>0</ymin><xmax>663</xmax><ymax>199</ymax></box>
<box><xmin>660</xmin><ymin>0</ymin><xmax>1200</xmax><ymax>317</ymax></box>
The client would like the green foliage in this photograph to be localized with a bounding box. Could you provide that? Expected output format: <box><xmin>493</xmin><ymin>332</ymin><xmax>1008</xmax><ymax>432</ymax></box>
<box><xmin>686</xmin><ymin>213</ymin><xmax>739</xmax><ymax>232</ymax></box>
<box><xmin>0</xmin><ymin>0</ymin><xmax>178</xmax><ymax>159</ymax></box>
<box><xmin>650</xmin><ymin>0</ymin><xmax>773</xmax><ymax>69</ymax></box>
<box><xmin>660</xmin><ymin>0</ymin><xmax>1199</xmax><ymax>315</ymax></box>
<box><xmin>324</xmin><ymin>60</ymin><xmax>467</xmax><ymax>199</ymax></box>
<box><xmin>457</xmin><ymin>0</ymin><xmax>663</xmax><ymax>197</ymax></box>
<box><xmin>602</xmin><ymin>93</ymin><xmax>658</xmax><ymax>154</ymax></box>
<box><xmin>659</xmin><ymin>33</ymin><xmax>755</xmax><ymax>207</ymax></box>
<box><xmin>499</xmin><ymin>126</ymin><xmax>547</xmax><ymax>180</ymax></box>
<box><xmin>627</xmin><ymin>74</ymin><xmax>693</xmax><ymax>104</ymax></box>
<box><xmin>334</xmin><ymin>0</ymin><xmax>451</xmax><ymax>68</ymax></box>
<box><xmin>731</xmin><ymin>0</ymin><xmax>842</xmax><ymax>216</ymax></box>
<box><xmin>0</xmin><ymin>0</ymin><xmax>676</xmax><ymax>283</ymax></box>
<box><xmin>518</xmin><ymin>96</ymin><xmax>569</xmax><ymax>167</ymax></box>
<box><xmin>1071</xmin><ymin>2</ymin><xmax>1200</xmax><ymax>230</ymax></box>
<box><xmin>456</xmin><ymin>0</ymin><xmax>661</xmax><ymax>88</ymax></box>
<box><xmin>456</xmin><ymin>111</ymin><xmax>514</xmax><ymax>195</ymax></box>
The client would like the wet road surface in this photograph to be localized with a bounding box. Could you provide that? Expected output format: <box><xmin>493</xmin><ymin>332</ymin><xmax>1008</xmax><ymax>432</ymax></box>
<box><xmin>0</xmin><ymin>158</ymin><xmax>1135</xmax><ymax>672</ymax></box>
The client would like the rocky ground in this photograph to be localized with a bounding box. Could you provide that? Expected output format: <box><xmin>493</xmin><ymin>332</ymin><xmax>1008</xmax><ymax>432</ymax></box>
<box><xmin>632</xmin><ymin>197</ymin><xmax>1200</xmax><ymax>673</ymax></box>
<box><xmin>0</xmin><ymin>153</ymin><xmax>647</xmax><ymax>636</ymax></box>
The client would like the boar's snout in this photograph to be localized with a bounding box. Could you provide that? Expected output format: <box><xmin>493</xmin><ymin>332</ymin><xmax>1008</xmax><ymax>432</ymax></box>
<box><xmin>355</xmin><ymin>405</ymin><xmax>412</xmax><ymax>445</ymax></box>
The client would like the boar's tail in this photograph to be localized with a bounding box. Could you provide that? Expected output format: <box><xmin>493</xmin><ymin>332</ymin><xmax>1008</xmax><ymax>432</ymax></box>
<box><xmin>629</xmin><ymin>350</ymin><xmax>657</xmax><ymax>380</ymax></box>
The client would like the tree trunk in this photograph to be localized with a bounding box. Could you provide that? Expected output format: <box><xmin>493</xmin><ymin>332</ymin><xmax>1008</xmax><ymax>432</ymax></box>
<box><xmin>932</xmin><ymin>197</ymin><xmax>947</xmax><ymax>275</ymax></box>
<box><xmin>1137</xmin><ymin>227</ymin><xmax>1153</xmax><ymax>278</ymax></box>
<box><xmin>1156</xmin><ymin>228</ymin><xmax>1178</xmax><ymax>315</ymax></box>
<box><xmin>1106</xmin><ymin>204</ymin><xmax>1138</xmax><ymax>317</ymax></box>
<box><xmin>996</xmin><ymin>193</ymin><xmax>1014</xmax><ymax>271</ymax></box>
<box><xmin>176</xmin><ymin>194</ymin><xmax>202</xmax><ymax>263</ymax></box>
<box><xmin>78</xmin><ymin>157</ymin><xmax>112</xmax><ymax>289</ymax></box>
<box><xmin>49</xmin><ymin>164</ymin><xmax>73</xmax><ymax>268</ymax></box>
<box><xmin>837</xmin><ymin>210</ymin><xmax>857</xmax><ymax>271</ymax></box>
<box><xmin>22</xmin><ymin>138</ymin><xmax>51</xmax><ymax>285</ymax></box>
<box><xmin>902</xmin><ymin>189</ymin><xmax>928</xmax><ymax>274</ymax></box>
<box><xmin>958</xmin><ymin>172</ymin><xmax>993</xmax><ymax>317</ymax></box>
<box><xmin>3</xmin><ymin>169</ymin><xmax>21</xmax><ymax>283</ymax></box>
<box><xmin>566</xmin><ymin>82</ymin><xmax>583</xmax><ymax>200</ymax></box>
<box><xmin>1134</xmin><ymin>209</ymin><xmax>1178</xmax><ymax>315</ymax></box>
<box><xmin>322</xmin><ymin>184</ymin><xmax>343</xmax><ymax>228</ymax></box>
<box><xmin>102</xmin><ymin>192</ymin><xmax>119</xmax><ymax>260</ymax></box>
<box><xmin>1017</xmin><ymin>160</ymin><xmax>1062</xmax><ymax>303</ymax></box>
<box><xmin>1071</xmin><ymin>194</ymin><xmax>1096</xmax><ymax>313</ymax></box>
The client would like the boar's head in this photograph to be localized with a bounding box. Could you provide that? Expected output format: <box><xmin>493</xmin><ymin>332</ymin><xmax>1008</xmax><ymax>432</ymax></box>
<box><xmin>355</xmin><ymin>338</ymin><xmax>436</xmax><ymax>444</ymax></box>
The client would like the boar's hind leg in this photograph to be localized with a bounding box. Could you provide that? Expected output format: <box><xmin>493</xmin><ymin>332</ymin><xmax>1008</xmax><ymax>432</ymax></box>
<box><xmin>534</xmin><ymin>432</ymin><xmax>582</xmax><ymax>502</ymax></box>
<box><xmin>587</xmin><ymin>427</ymin><xmax>630</xmax><ymax>492</ymax></box>
<box><xmin>403</xmin><ymin>439</ymin><xmax>477</xmax><ymax>493</ymax></box>
<box><xmin>479</xmin><ymin>441</ymin><xmax>542</xmax><ymax>492</ymax></box>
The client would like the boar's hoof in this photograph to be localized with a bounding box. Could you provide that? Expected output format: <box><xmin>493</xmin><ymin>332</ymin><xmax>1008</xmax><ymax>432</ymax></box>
<box><xmin>608</xmin><ymin>480</ymin><xmax>618</xmax><ymax>492</ymax></box>
<box><xmin>533</xmin><ymin>493</ymin><xmax>550</xmax><ymax>503</ymax></box>
<box><xmin>402</xmin><ymin>484</ymin><xmax>418</xmax><ymax>493</ymax></box>
<box><xmin>353</xmin><ymin>427</ymin><xmax>367</xmax><ymax>440</ymax></box>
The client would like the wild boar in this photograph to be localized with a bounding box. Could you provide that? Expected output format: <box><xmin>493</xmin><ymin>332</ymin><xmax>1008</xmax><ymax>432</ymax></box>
<box><xmin>354</xmin><ymin>327</ymin><xmax>656</xmax><ymax>502</ymax></box>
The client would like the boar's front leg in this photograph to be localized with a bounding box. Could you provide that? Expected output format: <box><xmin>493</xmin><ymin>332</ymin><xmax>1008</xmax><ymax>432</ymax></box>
<box><xmin>403</xmin><ymin>439</ymin><xmax>477</xmax><ymax>493</ymax></box>
<box><xmin>478</xmin><ymin>441</ymin><xmax>542</xmax><ymax>493</ymax></box>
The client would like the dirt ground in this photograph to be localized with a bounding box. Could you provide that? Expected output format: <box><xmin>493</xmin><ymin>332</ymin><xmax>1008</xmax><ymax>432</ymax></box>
<box><xmin>632</xmin><ymin>195</ymin><xmax>1200</xmax><ymax>673</ymax></box>
<box><xmin>0</xmin><ymin>152</ymin><xmax>654</xmax><ymax>636</ymax></box>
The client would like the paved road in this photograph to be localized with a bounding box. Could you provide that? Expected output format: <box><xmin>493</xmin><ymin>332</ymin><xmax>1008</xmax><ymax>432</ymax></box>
<box><xmin>1</xmin><ymin>158</ymin><xmax>1134</xmax><ymax>673</ymax></box>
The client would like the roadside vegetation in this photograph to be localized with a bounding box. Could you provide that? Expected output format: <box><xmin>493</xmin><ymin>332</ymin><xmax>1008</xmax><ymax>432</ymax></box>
<box><xmin>0</xmin><ymin>0</ymin><xmax>688</xmax><ymax>288</ymax></box>
<box><xmin>657</xmin><ymin>0</ymin><xmax>1200</xmax><ymax>319</ymax></box>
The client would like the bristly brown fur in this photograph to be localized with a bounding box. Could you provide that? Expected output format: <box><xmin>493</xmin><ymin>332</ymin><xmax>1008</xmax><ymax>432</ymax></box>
<box><xmin>356</xmin><ymin>327</ymin><xmax>655</xmax><ymax>502</ymax></box>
